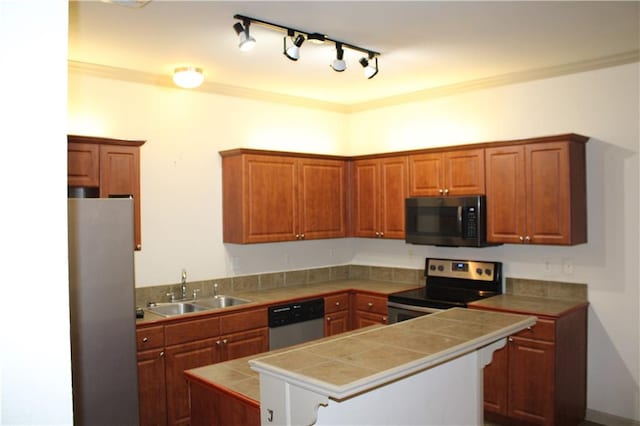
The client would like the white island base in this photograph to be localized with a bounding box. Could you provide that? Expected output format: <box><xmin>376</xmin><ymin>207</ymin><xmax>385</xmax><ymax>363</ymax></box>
<box><xmin>251</xmin><ymin>308</ymin><xmax>535</xmax><ymax>426</ymax></box>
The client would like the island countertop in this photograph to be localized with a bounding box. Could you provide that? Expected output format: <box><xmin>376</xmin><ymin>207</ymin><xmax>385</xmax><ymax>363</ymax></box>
<box><xmin>186</xmin><ymin>307</ymin><xmax>536</xmax><ymax>403</ymax></box>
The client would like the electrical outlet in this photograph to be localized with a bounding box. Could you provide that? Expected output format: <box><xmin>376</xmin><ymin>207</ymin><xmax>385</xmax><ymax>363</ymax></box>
<box><xmin>562</xmin><ymin>258</ymin><xmax>574</xmax><ymax>275</ymax></box>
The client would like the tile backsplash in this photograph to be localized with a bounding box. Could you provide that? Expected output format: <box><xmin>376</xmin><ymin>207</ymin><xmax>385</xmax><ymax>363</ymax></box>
<box><xmin>135</xmin><ymin>264</ymin><xmax>422</xmax><ymax>308</ymax></box>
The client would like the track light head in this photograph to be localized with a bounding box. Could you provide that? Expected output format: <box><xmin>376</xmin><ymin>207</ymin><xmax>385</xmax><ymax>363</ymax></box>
<box><xmin>359</xmin><ymin>54</ymin><xmax>379</xmax><ymax>79</ymax></box>
<box><xmin>283</xmin><ymin>31</ymin><xmax>305</xmax><ymax>61</ymax></box>
<box><xmin>233</xmin><ymin>19</ymin><xmax>256</xmax><ymax>52</ymax></box>
<box><xmin>331</xmin><ymin>43</ymin><xmax>346</xmax><ymax>72</ymax></box>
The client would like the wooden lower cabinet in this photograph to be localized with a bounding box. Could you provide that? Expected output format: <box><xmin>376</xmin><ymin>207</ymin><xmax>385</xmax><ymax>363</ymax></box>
<box><xmin>137</xmin><ymin>308</ymin><xmax>268</xmax><ymax>426</ymax></box>
<box><xmin>137</xmin><ymin>348</ymin><xmax>167</xmax><ymax>426</ymax></box>
<box><xmin>189</xmin><ymin>380</ymin><xmax>260</xmax><ymax>426</ymax></box>
<box><xmin>352</xmin><ymin>292</ymin><xmax>388</xmax><ymax>329</ymax></box>
<box><xmin>324</xmin><ymin>292</ymin><xmax>350</xmax><ymax>336</ymax></box>
<box><xmin>473</xmin><ymin>305</ymin><xmax>587</xmax><ymax>426</ymax></box>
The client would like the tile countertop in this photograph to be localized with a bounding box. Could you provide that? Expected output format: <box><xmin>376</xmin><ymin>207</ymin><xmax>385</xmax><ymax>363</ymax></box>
<box><xmin>468</xmin><ymin>294</ymin><xmax>588</xmax><ymax>318</ymax></box>
<box><xmin>137</xmin><ymin>279</ymin><xmax>421</xmax><ymax>324</ymax></box>
<box><xmin>185</xmin><ymin>308</ymin><xmax>535</xmax><ymax>403</ymax></box>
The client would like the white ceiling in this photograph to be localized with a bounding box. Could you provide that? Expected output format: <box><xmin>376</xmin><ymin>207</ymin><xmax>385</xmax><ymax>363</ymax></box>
<box><xmin>68</xmin><ymin>1</ymin><xmax>640</xmax><ymax>106</ymax></box>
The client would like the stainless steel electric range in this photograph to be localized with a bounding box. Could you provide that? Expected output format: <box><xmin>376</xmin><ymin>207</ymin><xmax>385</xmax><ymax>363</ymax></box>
<box><xmin>387</xmin><ymin>257</ymin><xmax>502</xmax><ymax>323</ymax></box>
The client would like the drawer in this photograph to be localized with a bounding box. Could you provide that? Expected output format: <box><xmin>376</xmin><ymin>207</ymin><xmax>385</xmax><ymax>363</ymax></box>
<box><xmin>220</xmin><ymin>308</ymin><xmax>268</xmax><ymax>334</ymax></box>
<box><xmin>513</xmin><ymin>318</ymin><xmax>555</xmax><ymax>342</ymax></box>
<box><xmin>325</xmin><ymin>293</ymin><xmax>350</xmax><ymax>314</ymax></box>
<box><xmin>165</xmin><ymin>316</ymin><xmax>221</xmax><ymax>346</ymax></box>
<box><xmin>353</xmin><ymin>293</ymin><xmax>387</xmax><ymax>315</ymax></box>
<box><xmin>136</xmin><ymin>325</ymin><xmax>164</xmax><ymax>351</ymax></box>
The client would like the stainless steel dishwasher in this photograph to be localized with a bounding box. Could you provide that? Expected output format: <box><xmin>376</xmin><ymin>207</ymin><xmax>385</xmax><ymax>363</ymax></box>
<box><xmin>268</xmin><ymin>298</ymin><xmax>325</xmax><ymax>350</ymax></box>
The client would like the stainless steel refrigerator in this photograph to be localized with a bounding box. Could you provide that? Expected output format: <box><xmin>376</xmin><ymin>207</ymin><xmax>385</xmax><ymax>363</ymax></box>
<box><xmin>68</xmin><ymin>198</ymin><xmax>139</xmax><ymax>425</ymax></box>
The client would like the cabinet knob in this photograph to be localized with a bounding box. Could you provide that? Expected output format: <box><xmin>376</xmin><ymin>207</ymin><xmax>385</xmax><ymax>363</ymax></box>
<box><xmin>223</xmin><ymin>339</ymin><xmax>228</xmax><ymax>344</ymax></box>
<box><xmin>519</xmin><ymin>236</ymin><xmax>524</xmax><ymax>242</ymax></box>
<box><xmin>335</xmin><ymin>301</ymin><xmax>340</xmax><ymax>307</ymax></box>
<box><xmin>524</xmin><ymin>235</ymin><xmax>531</xmax><ymax>242</ymax></box>
<box><xmin>216</xmin><ymin>340</ymin><xmax>221</xmax><ymax>346</ymax></box>
<box><xmin>142</xmin><ymin>337</ymin><xmax>149</xmax><ymax>343</ymax></box>
<box><xmin>379</xmin><ymin>232</ymin><xmax>384</xmax><ymax>237</ymax></box>
<box><xmin>508</xmin><ymin>337</ymin><xmax>514</xmax><ymax>342</ymax></box>
<box><xmin>443</xmin><ymin>188</ymin><xmax>449</xmax><ymax>195</ymax></box>
<box><xmin>367</xmin><ymin>302</ymin><xmax>373</xmax><ymax>308</ymax></box>
<box><xmin>295</xmin><ymin>234</ymin><xmax>300</xmax><ymax>239</ymax></box>
<box><xmin>382</xmin><ymin>316</ymin><xmax>387</xmax><ymax>323</ymax></box>
<box><xmin>300</xmin><ymin>233</ymin><xmax>305</xmax><ymax>239</ymax></box>
<box><xmin>439</xmin><ymin>189</ymin><xmax>444</xmax><ymax>194</ymax></box>
<box><xmin>327</xmin><ymin>316</ymin><xmax>332</xmax><ymax>321</ymax></box>
<box><xmin>136</xmin><ymin>244</ymin><xmax>142</xmax><ymax>250</ymax></box>
<box><xmin>159</xmin><ymin>351</ymin><xmax>165</xmax><ymax>357</ymax></box>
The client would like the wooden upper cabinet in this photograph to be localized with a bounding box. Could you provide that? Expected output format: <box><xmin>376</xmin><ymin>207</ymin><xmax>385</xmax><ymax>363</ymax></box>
<box><xmin>68</xmin><ymin>143</ymin><xmax>100</xmax><ymax>187</ymax></box>
<box><xmin>352</xmin><ymin>156</ymin><xmax>408</xmax><ymax>239</ymax></box>
<box><xmin>409</xmin><ymin>148</ymin><xmax>485</xmax><ymax>196</ymax></box>
<box><xmin>67</xmin><ymin>135</ymin><xmax>145</xmax><ymax>250</ymax></box>
<box><xmin>220</xmin><ymin>150</ymin><xmax>347</xmax><ymax>243</ymax></box>
<box><xmin>485</xmin><ymin>135</ymin><xmax>587</xmax><ymax>245</ymax></box>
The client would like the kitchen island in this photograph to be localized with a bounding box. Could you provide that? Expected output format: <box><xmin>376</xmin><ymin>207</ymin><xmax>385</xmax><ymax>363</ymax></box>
<box><xmin>186</xmin><ymin>307</ymin><xmax>536</xmax><ymax>426</ymax></box>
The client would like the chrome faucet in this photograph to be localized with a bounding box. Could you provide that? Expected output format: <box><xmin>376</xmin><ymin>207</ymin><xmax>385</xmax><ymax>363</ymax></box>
<box><xmin>181</xmin><ymin>269</ymin><xmax>187</xmax><ymax>300</ymax></box>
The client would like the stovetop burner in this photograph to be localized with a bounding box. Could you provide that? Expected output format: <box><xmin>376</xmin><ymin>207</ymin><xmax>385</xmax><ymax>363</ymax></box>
<box><xmin>388</xmin><ymin>258</ymin><xmax>502</xmax><ymax>309</ymax></box>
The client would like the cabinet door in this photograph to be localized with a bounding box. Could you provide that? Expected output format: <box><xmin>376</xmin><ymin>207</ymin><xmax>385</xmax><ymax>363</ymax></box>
<box><xmin>243</xmin><ymin>155</ymin><xmax>298</xmax><ymax>243</ymax></box>
<box><xmin>483</xmin><ymin>344</ymin><xmax>508</xmax><ymax>416</ymax></box>
<box><xmin>408</xmin><ymin>152</ymin><xmax>443</xmax><ymax>196</ymax></box>
<box><xmin>221</xmin><ymin>328</ymin><xmax>269</xmax><ymax>361</ymax></box>
<box><xmin>353</xmin><ymin>311</ymin><xmax>387</xmax><ymax>329</ymax></box>
<box><xmin>99</xmin><ymin>144</ymin><xmax>142</xmax><ymax>249</ymax></box>
<box><xmin>165</xmin><ymin>339</ymin><xmax>219</xmax><ymax>426</ymax></box>
<box><xmin>379</xmin><ymin>156</ymin><xmax>408</xmax><ymax>239</ymax></box>
<box><xmin>508</xmin><ymin>337</ymin><xmax>555</xmax><ymax>425</ymax></box>
<box><xmin>325</xmin><ymin>310</ymin><xmax>350</xmax><ymax>336</ymax></box>
<box><xmin>351</xmin><ymin>159</ymin><xmax>379</xmax><ymax>237</ymax></box>
<box><xmin>68</xmin><ymin>142</ymin><xmax>100</xmax><ymax>187</ymax></box>
<box><xmin>138</xmin><ymin>349</ymin><xmax>167</xmax><ymax>426</ymax></box>
<box><xmin>485</xmin><ymin>145</ymin><xmax>526</xmax><ymax>243</ymax></box>
<box><xmin>525</xmin><ymin>142</ymin><xmax>576</xmax><ymax>245</ymax></box>
<box><xmin>444</xmin><ymin>148</ymin><xmax>485</xmax><ymax>195</ymax></box>
<box><xmin>298</xmin><ymin>158</ymin><xmax>347</xmax><ymax>239</ymax></box>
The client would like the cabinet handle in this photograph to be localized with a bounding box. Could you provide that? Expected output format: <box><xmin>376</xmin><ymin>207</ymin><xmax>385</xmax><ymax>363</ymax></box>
<box><xmin>379</xmin><ymin>232</ymin><xmax>384</xmax><ymax>237</ymax></box>
<box><xmin>443</xmin><ymin>188</ymin><xmax>449</xmax><ymax>195</ymax></box>
<box><xmin>524</xmin><ymin>235</ymin><xmax>531</xmax><ymax>242</ymax></box>
<box><xmin>439</xmin><ymin>189</ymin><xmax>444</xmax><ymax>194</ymax></box>
<box><xmin>382</xmin><ymin>316</ymin><xmax>387</xmax><ymax>322</ymax></box>
<box><xmin>216</xmin><ymin>340</ymin><xmax>221</xmax><ymax>346</ymax></box>
<box><xmin>300</xmin><ymin>233</ymin><xmax>305</xmax><ymax>239</ymax></box>
<box><xmin>519</xmin><ymin>236</ymin><xmax>524</xmax><ymax>242</ymax></box>
<box><xmin>142</xmin><ymin>337</ymin><xmax>148</xmax><ymax>343</ymax></box>
<box><xmin>367</xmin><ymin>302</ymin><xmax>373</xmax><ymax>308</ymax></box>
<box><xmin>223</xmin><ymin>339</ymin><xmax>228</xmax><ymax>345</ymax></box>
<box><xmin>335</xmin><ymin>301</ymin><xmax>340</xmax><ymax>307</ymax></box>
<box><xmin>136</xmin><ymin>244</ymin><xmax>142</xmax><ymax>250</ymax></box>
<box><xmin>508</xmin><ymin>337</ymin><xmax>513</xmax><ymax>342</ymax></box>
<box><xmin>327</xmin><ymin>316</ymin><xmax>332</xmax><ymax>321</ymax></box>
<box><xmin>159</xmin><ymin>351</ymin><xmax>165</xmax><ymax>357</ymax></box>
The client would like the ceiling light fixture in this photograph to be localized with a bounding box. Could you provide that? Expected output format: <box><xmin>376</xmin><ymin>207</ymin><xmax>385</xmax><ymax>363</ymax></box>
<box><xmin>233</xmin><ymin>18</ymin><xmax>256</xmax><ymax>52</ymax></box>
<box><xmin>284</xmin><ymin>30</ymin><xmax>305</xmax><ymax>61</ymax></box>
<box><xmin>232</xmin><ymin>14</ymin><xmax>380</xmax><ymax>79</ymax></box>
<box><xmin>172</xmin><ymin>67</ymin><xmax>204</xmax><ymax>89</ymax></box>
<box><xmin>331</xmin><ymin>43</ymin><xmax>346</xmax><ymax>72</ymax></box>
<box><xmin>359</xmin><ymin>55</ymin><xmax>379</xmax><ymax>79</ymax></box>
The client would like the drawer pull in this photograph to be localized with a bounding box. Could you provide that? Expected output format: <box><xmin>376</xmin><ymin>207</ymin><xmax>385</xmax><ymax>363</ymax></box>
<box><xmin>335</xmin><ymin>302</ymin><xmax>340</xmax><ymax>306</ymax></box>
<box><xmin>367</xmin><ymin>302</ymin><xmax>373</xmax><ymax>308</ymax></box>
<box><xmin>142</xmin><ymin>337</ymin><xmax>148</xmax><ymax>343</ymax></box>
<box><xmin>327</xmin><ymin>316</ymin><xmax>332</xmax><ymax>321</ymax></box>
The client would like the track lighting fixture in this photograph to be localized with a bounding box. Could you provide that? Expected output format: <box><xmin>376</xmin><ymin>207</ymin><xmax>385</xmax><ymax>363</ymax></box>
<box><xmin>233</xmin><ymin>18</ymin><xmax>256</xmax><ymax>52</ymax></box>
<box><xmin>283</xmin><ymin>30</ymin><xmax>305</xmax><ymax>61</ymax></box>
<box><xmin>359</xmin><ymin>55</ymin><xmax>379</xmax><ymax>79</ymax></box>
<box><xmin>331</xmin><ymin>43</ymin><xmax>346</xmax><ymax>72</ymax></box>
<box><xmin>232</xmin><ymin>14</ymin><xmax>380</xmax><ymax>79</ymax></box>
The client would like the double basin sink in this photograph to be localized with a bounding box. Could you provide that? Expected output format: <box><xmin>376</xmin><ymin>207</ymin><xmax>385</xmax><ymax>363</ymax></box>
<box><xmin>148</xmin><ymin>295</ymin><xmax>251</xmax><ymax>317</ymax></box>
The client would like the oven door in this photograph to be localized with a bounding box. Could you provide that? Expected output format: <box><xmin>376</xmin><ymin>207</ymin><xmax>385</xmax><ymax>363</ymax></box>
<box><xmin>387</xmin><ymin>301</ymin><xmax>444</xmax><ymax>324</ymax></box>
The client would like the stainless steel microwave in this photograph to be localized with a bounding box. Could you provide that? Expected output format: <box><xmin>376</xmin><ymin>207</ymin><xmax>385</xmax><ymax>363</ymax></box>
<box><xmin>405</xmin><ymin>195</ymin><xmax>498</xmax><ymax>247</ymax></box>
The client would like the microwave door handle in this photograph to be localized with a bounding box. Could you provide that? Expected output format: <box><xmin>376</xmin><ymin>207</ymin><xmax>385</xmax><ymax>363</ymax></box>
<box><xmin>457</xmin><ymin>206</ymin><xmax>463</xmax><ymax>234</ymax></box>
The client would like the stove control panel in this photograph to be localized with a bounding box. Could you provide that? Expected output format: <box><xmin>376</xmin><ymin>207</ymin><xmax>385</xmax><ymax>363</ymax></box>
<box><xmin>426</xmin><ymin>258</ymin><xmax>499</xmax><ymax>282</ymax></box>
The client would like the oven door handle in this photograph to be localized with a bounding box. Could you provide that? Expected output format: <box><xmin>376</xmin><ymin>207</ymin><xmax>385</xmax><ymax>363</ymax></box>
<box><xmin>387</xmin><ymin>301</ymin><xmax>444</xmax><ymax>314</ymax></box>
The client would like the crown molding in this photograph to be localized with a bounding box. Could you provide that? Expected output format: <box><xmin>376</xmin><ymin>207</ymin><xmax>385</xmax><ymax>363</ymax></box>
<box><xmin>69</xmin><ymin>50</ymin><xmax>639</xmax><ymax>114</ymax></box>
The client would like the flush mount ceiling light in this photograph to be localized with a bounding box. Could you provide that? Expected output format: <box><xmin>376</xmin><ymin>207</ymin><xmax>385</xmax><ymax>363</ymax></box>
<box><xmin>284</xmin><ymin>30</ymin><xmax>305</xmax><ymax>61</ymax></box>
<box><xmin>172</xmin><ymin>67</ymin><xmax>204</xmax><ymax>89</ymax></box>
<box><xmin>331</xmin><ymin>43</ymin><xmax>346</xmax><ymax>72</ymax></box>
<box><xmin>233</xmin><ymin>18</ymin><xmax>256</xmax><ymax>52</ymax></box>
<box><xmin>232</xmin><ymin>14</ymin><xmax>380</xmax><ymax>79</ymax></box>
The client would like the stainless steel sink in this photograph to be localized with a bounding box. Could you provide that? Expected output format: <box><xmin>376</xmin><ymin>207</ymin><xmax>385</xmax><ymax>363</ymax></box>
<box><xmin>147</xmin><ymin>295</ymin><xmax>251</xmax><ymax>317</ymax></box>
<box><xmin>148</xmin><ymin>302</ymin><xmax>209</xmax><ymax>317</ymax></box>
<box><xmin>194</xmin><ymin>295</ymin><xmax>251</xmax><ymax>309</ymax></box>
